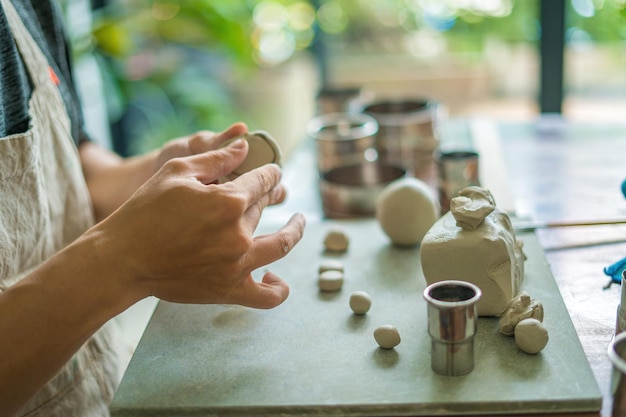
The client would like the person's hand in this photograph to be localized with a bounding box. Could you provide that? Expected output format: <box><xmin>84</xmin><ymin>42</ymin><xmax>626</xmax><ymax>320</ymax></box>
<box><xmin>92</xmin><ymin>138</ymin><xmax>305</xmax><ymax>309</ymax></box>
<box><xmin>154</xmin><ymin>122</ymin><xmax>249</xmax><ymax>174</ymax></box>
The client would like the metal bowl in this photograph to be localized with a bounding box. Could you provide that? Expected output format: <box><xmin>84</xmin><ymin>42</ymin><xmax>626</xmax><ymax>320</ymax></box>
<box><xmin>319</xmin><ymin>162</ymin><xmax>406</xmax><ymax>218</ymax></box>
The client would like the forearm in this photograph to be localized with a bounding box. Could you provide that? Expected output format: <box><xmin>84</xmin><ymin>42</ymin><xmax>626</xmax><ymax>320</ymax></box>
<box><xmin>0</xmin><ymin>228</ymin><xmax>144</xmax><ymax>416</ymax></box>
<box><xmin>79</xmin><ymin>141</ymin><xmax>159</xmax><ymax>221</ymax></box>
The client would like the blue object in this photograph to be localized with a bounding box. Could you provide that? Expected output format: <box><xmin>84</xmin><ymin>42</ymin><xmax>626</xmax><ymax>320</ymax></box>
<box><xmin>622</xmin><ymin>178</ymin><xmax>626</xmax><ymax>199</ymax></box>
<box><xmin>605</xmin><ymin>256</ymin><xmax>626</xmax><ymax>285</ymax></box>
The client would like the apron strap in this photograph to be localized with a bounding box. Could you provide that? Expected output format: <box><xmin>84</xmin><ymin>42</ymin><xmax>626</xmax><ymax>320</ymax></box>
<box><xmin>1</xmin><ymin>0</ymin><xmax>60</xmax><ymax>89</ymax></box>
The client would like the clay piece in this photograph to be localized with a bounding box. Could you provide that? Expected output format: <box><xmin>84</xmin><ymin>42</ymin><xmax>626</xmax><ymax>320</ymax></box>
<box><xmin>221</xmin><ymin>130</ymin><xmax>282</xmax><ymax>181</ymax></box>
<box><xmin>420</xmin><ymin>186</ymin><xmax>527</xmax><ymax>317</ymax></box>
<box><xmin>323</xmin><ymin>228</ymin><xmax>349</xmax><ymax>252</ymax></box>
<box><xmin>318</xmin><ymin>270</ymin><xmax>344</xmax><ymax>292</ymax></box>
<box><xmin>375</xmin><ymin>177</ymin><xmax>439</xmax><ymax>246</ymax></box>
<box><xmin>349</xmin><ymin>291</ymin><xmax>372</xmax><ymax>315</ymax></box>
<box><xmin>318</xmin><ymin>260</ymin><xmax>344</xmax><ymax>274</ymax></box>
<box><xmin>374</xmin><ymin>325</ymin><xmax>401</xmax><ymax>349</ymax></box>
<box><xmin>499</xmin><ymin>291</ymin><xmax>544</xmax><ymax>336</ymax></box>
<box><xmin>514</xmin><ymin>318</ymin><xmax>549</xmax><ymax>354</ymax></box>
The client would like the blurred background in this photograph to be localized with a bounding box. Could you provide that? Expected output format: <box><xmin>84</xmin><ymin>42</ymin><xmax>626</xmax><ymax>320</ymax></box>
<box><xmin>60</xmin><ymin>0</ymin><xmax>626</xmax><ymax>159</ymax></box>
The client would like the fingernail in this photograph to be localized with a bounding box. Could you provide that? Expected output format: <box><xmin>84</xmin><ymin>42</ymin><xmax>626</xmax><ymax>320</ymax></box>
<box><xmin>227</xmin><ymin>138</ymin><xmax>246</xmax><ymax>149</ymax></box>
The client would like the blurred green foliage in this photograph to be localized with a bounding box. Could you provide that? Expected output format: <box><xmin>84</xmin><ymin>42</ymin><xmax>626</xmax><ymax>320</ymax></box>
<box><xmin>65</xmin><ymin>0</ymin><xmax>625</xmax><ymax>154</ymax></box>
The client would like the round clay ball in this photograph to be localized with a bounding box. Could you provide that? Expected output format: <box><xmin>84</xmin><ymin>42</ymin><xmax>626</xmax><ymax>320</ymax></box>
<box><xmin>349</xmin><ymin>291</ymin><xmax>372</xmax><ymax>315</ymax></box>
<box><xmin>514</xmin><ymin>318</ymin><xmax>549</xmax><ymax>354</ymax></box>
<box><xmin>376</xmin><ymin>177</ymin><xmax>438</xmax><ymax>246</ymax></box>
<box><xmin>374</xmin><ymin>325</ymin><xmax>401</xmax><ymax>349</ymax></box>
<box><xmin>318</xmin><ymin>270</ymin><xmax>344</xmax><ymax>292</ymax></box>
<box><xmin>323</xmin><ymin>228</ymin><xmax>349</xmax><ymax>252</ymax></box>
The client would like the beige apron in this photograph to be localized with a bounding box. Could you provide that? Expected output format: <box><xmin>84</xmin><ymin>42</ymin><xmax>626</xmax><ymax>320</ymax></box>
<box><xmin>0</xmin><ymin>0</ymin><xmax>129</xmax><ymax>415</ymax></box>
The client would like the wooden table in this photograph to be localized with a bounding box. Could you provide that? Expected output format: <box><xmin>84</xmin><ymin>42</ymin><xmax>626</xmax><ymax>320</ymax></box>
<box><xmin>111</xmin><ymin>117</ymin><xmax>626</xmax><ymax>416</ymax></box>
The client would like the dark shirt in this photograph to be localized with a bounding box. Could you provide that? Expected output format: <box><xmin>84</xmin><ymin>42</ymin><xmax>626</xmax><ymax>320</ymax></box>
<box><xmin>0</xmin><ymin>0</ymin><xmax>88</xmax><ymax>145</ymax></box>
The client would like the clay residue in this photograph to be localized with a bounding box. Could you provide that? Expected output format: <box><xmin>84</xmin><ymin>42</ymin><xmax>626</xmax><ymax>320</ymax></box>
<box><xmin>499</xmin><ymin>291</ymin><xmax>544</xmax><ymax>336</ymax></box>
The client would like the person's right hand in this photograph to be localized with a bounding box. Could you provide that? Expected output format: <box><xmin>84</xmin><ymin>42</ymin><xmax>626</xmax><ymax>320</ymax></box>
<box><xmin>89</xmin><ymin>138</ymin><xmax>306</xmax><ymax>309</ymax></box>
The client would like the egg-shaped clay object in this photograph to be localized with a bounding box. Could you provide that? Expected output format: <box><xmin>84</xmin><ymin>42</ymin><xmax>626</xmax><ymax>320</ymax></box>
<box><xmin>376</xmin><ymin>177</ymin><xmax>439</xmax><ymax>246</ymax></box>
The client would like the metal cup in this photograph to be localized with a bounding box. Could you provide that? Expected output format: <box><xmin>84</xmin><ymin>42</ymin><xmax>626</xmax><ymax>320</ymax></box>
<box><xmin>319</xmin><ymin>162</ymin><xmax>406</xmax><ymax>218</ymax></box>
<box><xmin>423</xmin><ymin>280</ymin><xmax>482</xmax><ymax>376</ymax></box>
<box><xmin>307</xmin><ymin>112</ymin><xmax>379</xmax><ymax>174</ymax></box>
<box><xmin>355</xmin><ymin>98</ymin><xmax>441</xmax><ymax>184</ymax></box>
<box><xmin>436</xmin><ymin>150</ymin><xmax>480</xmax><ymax>213</ymax></box>
<box><xmin>608</xmin><ymin>331</ymin><xmax>626</xmax><ymax>416</ymax></box>
<box><xmin>315</xmin><ymin>87</ymin><xmax>364</xmax><ymax>115</ymax></box>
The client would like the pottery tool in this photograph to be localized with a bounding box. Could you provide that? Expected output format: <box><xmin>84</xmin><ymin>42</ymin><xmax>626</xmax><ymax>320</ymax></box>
<box><xmin>513</xmin><ymin>218</ymin><xmax>626</xmax><ymax>232</ymax></box>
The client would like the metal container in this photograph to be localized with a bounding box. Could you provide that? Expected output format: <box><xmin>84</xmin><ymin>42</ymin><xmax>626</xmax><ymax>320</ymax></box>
<box><xmin>319</xmin><ymin>162</ymin><xmax>406</xmax><ymax>218</ymax></box>
<box><xmin>356</xmin><ymin>99</ymin><xmax>440</xmax><ymax>183</ymax></box>
<box><xmin>436</xmin><ymin>150</ymin><xmax>480</xmax><ymax>213</ymax></box>
<box><xmin>307</xmin><ymin>112</ymin><xmax>379</xmax><ymax>174</ymax></box>
<box><xmin>423</xmin><ymin>280</ymin><xmax>482</xmax><ymax>376</ymax></box>
<box><xmin>608</xmin><ymin>331</ymin><xmax>626</xmax><ymax>416</ymax></box>
<box><xmin>315</xmin><ymin>87</ymin><xmax>364</xmax><ymax>115</ymax></box>
<box><xmin>617</xmin><ymin>270</ymin><xmax>626</xmax><ymax>335</ymax></box>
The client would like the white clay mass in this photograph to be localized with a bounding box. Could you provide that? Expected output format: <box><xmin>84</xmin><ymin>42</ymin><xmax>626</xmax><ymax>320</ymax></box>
<box><xmin>349</xmin><ymin>291</ymin><xmax>372</xmax><ymax>315</ymax></box>
<box><xmin>420</xmin><ymin>187</ymin><xmax>526</xmax><ymax>316</ymax></box>
<box><xmin>374</xmin><ymin>325</ymin><xmax>401</xmax><ymax>349</ymax></box>
<box><xmin>514</xmin><ymin>318</ymin><xmax>549</xmax><ymax>354</ymax></box>
<box><xmin>323</xmin><ymin>228</ymin><xmax>350</xmax><ymax>252</ymax></box>
<box><xmin>375</xmin><ymin>177</ymin><xmax>439</xmax><ymax>246</ymax></box>
<box><xmin>318</xmin><ymin>270</ymin><xmax>344</xmax><ymax>292</ymax></box>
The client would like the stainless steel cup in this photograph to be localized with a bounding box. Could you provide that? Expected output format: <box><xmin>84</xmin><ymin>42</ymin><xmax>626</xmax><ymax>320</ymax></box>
<box><xmin>319</xmin><ymin>162</ymin><xmax>406</xmax><ymax>218</ymax></box>
<box><xmin>423</xmin><ymin>280</ymin><xmax>482</xmax><ymax>376</ymax></box>
<box><xmin>608</xmin><ymin>331</ymin><xmax>626</xmax><ymax>416</ymax></box>
<box><xmin>355</xmin><ymin>98</ymin><xmax>441</xmax><ymax>184</ymax></box>
<box><xmin>436</xmin><ymin>150</ymin><xmax>480</xmax><ymax>213</ymax></box>
<box><xmin>307</xmin><ymin>112</ymin><xmax>379</xmax><ymax>174</ymax></box>
<box><xmin>315</xmin><ymin>87</ymin><xmax>364</xmax><ymax>115</ymax></box>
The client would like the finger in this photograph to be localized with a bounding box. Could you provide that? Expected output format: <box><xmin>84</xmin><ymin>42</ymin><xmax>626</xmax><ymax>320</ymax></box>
<box><xmin>245</xmin><ymin>212</ymin><xmax>306</xmax><ymax>272</ymax></box>
<box><xmin>187</xmin><ymin>123</ymin><xmax>248</xmax><ymax>154</ymax></box>
<box><xmin>182</xmin><ymin>138</ymin><xmax>249</xmax><ymax>184</ymax></box>
<box><xmin>232</xmin><ymin>271</ymin><xmax>290</xmax><ymax>309</ymax></box>
<box><xmin>241</xmin><ymin>184</ymin><xmax>287</xmax><ymax>232</ymax></box>
<box><xmin>232</xmin><ymin>164</ymin><xmax>283</xmax><ymax>209</ymax></box>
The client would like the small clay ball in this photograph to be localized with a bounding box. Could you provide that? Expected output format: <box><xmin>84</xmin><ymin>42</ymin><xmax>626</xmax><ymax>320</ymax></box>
<box><xmin>318</xmin><ymin>260</ymin><xmax>344</xmax><ymax>274</ymax></box>
<box><xmin>374</xmin><ymin>325</ymin><xmax>401</xmax><ymax>349</ymax></box>
<box><xmin>514</xmin><ymin>318</ymin><xmax>549</xmax><ymax>354</ymax></box>
<box><xmin>318</xmin><ymin>270</ymin><xmax>344</xmax><ymax>292</ymax></box>
<box><xmin>349</xmin><ymin>291</ymin><xmax>372</xmax><ymax>315</ymax></box>
<box><xmin>376</xmin><ymin>177</ymin><xmax>438</xmax><ymax>246</ymax></box>
<box><xmin>323</xmin><ymin>228</ymin><xmax>349</xmax><ymax>252</ymax></box>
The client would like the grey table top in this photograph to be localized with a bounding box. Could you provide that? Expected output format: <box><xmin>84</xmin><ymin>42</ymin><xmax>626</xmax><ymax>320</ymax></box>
<box><xmin>110</xmin><ymin>220</ymin><xmax>600</xmax><ymax>416</ymax></box>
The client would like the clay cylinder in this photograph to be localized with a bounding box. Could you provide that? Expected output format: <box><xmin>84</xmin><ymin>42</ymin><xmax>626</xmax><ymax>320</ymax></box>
<box><xmin>423</xmin><ymin>280</ymin><xmax>482</xmax><ymax>376</ymax></box>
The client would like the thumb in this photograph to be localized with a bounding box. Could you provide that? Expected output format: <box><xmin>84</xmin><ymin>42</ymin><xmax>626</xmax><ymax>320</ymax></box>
<box><xmin>188</xmin><ymin>138</ymin><xmax>249</xmax><ymax>184</ymax></box>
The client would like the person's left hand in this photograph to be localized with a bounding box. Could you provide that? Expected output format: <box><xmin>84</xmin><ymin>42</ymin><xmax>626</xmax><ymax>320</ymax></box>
<box><xmin>81</xmin><ymin>122</ymin><xmax>255</xmax><ymax>221</ymax></box>
<box><xmin>154</xmin><ymin>122</ymin><xmax>249</xmax><ymax>175</ymax></box>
